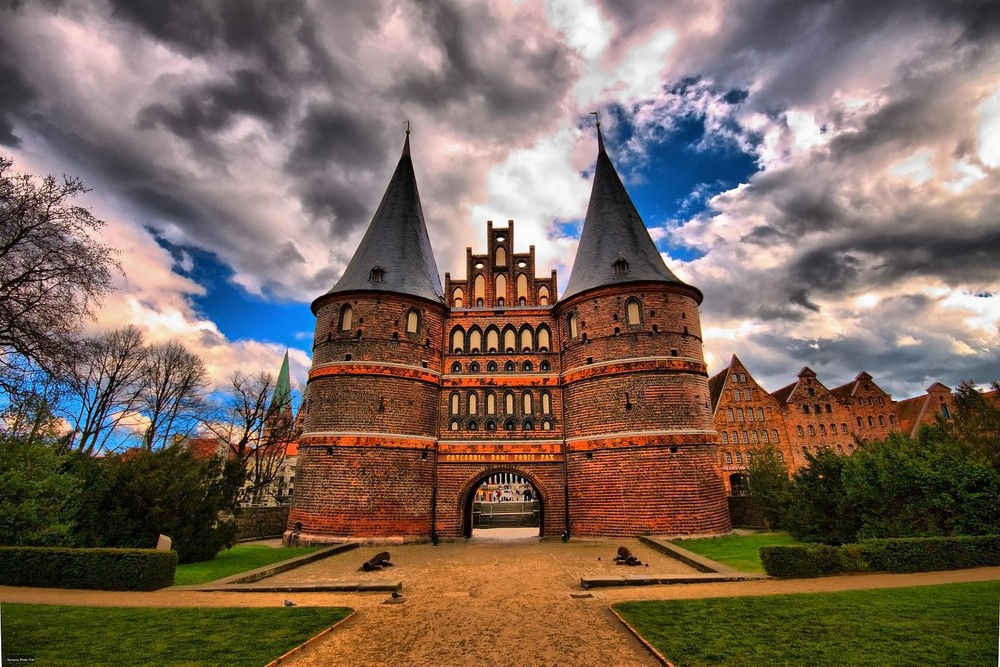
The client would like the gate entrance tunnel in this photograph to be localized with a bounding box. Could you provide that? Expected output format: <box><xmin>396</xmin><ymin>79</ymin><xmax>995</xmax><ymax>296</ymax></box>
<box><xmin>464</xmin><ymin>472</ymin><xmax>541</xmax><ymax>538</ymax></box>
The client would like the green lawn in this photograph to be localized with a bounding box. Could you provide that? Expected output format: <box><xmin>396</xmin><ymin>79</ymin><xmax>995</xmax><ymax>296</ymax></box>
<box><xmin>1</xmin><ymin>604</ymin><xmax>352</xmax><ymax>667</ymax></box>
<box><xmin>173</xmin><ymin>544</ymin><xmax>320</xmax><ymax>586</ymax></box>
<box><xmin>672</xmin><ymin>532</ymin><xmax>799</xmax><ymax>572</ymax></box>
<box><xmin>615</xmin><ymin>581</ymin><xmax>1000</xmax><ymax>666</ymax></box>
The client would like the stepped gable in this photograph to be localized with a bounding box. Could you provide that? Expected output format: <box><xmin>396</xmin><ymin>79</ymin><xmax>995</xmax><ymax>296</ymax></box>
<box><xmin>562</xmin><ymin>123</ymin><xmax>690</xmax><ymax>301</ymax></box>
<box><xmin>707</xmin><ymin>358</ymin><xmax>734</xmax><ymax>415</ymax></box>
<box><xmin>317</xmin><ymin>131</ymin><xmax>444</xmax><ymax>307</ymax></box>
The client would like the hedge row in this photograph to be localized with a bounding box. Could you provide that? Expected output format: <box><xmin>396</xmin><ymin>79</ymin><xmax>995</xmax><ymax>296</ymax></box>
<box><xmin>0</xmin><ymin>547</ymin><xmax>177</xmax><ymax>591</ymax></box>
<box><xmin>760</xmin><ymin>535</ymin><xmax>1000</xmax><ymax>578</ymax></box>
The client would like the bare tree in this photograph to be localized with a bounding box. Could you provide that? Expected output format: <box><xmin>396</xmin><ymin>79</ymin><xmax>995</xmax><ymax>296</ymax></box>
<box><xmin>138</xmin><ymin>341</ymin><xmax>208</xmax><ymax>450</ymax></box>
<box><xmin>206</xmin><ymin>370</ymin><xmax>298</xmax><ymax>505</ymax></box>
<box><xmin>65</xmin><ymin>325</ymin><xmax>148</xmax><ymax>455</ymax></box>
<box><xmin>0</xmin><ymin>156</ymin><xmax>119</xmax><ymax>384</ymax></box>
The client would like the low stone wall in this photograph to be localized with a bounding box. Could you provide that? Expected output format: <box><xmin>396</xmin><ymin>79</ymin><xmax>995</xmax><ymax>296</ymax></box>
<box><xmin>727</xmin><ymin>495</ymin><xmax>765</xmax><ymax>529</ymax></box>
<box><xmin>234</xmin><ymin>506</ymin><xmax>290</xmax><ymax>541</ymax></box>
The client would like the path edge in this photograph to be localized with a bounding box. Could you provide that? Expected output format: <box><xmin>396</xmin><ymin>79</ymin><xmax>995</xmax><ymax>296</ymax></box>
<box><xmin>608</xmin><ymin>604</ymin><xmax>674</xmax><ymax>667</ymax></box>
<box><xmin>264</xmin><ymin>608</ymin><xmax>357</xmax><ymax>667</ymax></box>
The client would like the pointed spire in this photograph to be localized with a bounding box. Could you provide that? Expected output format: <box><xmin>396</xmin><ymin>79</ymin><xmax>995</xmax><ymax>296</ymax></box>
<box><xmin>269</xmin><ymin>350</ymin><xmax>291</xmax><ymax>412</ymax></box>
<box><xmin>320</xmin><ymin>127</ymin><xmax>444</xmax><ymax>305</ymax></box>
<box><xmin>562</xmin><ymin>119</ymin><xmax>689</xmax><ymax>301</ymax></box>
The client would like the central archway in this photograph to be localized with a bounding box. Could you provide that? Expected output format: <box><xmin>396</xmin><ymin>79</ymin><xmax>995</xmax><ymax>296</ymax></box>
<box><xmin>461</xmin><ymin>469</ymin><xmax>545</xmax><ymax>538</ymax></box>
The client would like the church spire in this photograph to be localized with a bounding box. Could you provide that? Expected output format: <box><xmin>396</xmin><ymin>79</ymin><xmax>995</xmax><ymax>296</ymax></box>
<box><xmin>561</xmin><ymin>121</ymin><xmax>688</xmax><ymax>301</ymax></box>
<box><xmin>319</xmin><ymin>127</ymin><xmax>444</xmax><ymax>307</ymax></box>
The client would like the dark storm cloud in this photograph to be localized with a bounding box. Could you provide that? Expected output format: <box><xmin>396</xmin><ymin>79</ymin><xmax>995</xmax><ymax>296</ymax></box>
<box><xmin>740</xmin><ymin>225</ymin><xmax>788</xmax><ymax>246</ymax></box>
<box><xmin>137</xmin><ymin>70</ymin><xmax>290</xmax><ymax>153</ymax></box>
<box><xmin>288</xmin><ymin>104</ymin><xmax>389</xmax><ymax>173</ymax></box>
<box><xmin>108</xmin><ymin>0</ymin><xmax>221</xmax><ymax>55</ymax></box>
<box><xmin>790</xmin><ymin>250</ymin><xmax>862</xmax><ymax>294</ymax></box>
<box><xmin>0</xmin><ymin>59</ymin><xmax>34</xmax><ymax>147</ymax></box>
<box><xmin>391</xmin><ymin>1</ymin><xmax>574</xmax><ymax>136</ymax></box>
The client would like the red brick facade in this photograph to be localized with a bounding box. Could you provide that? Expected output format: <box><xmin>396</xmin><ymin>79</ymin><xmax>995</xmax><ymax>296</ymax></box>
<box><xmin>710</xmin><ymin>358</ymin><xmax>961</xmax><ymax>494</ymax></box>
<box><xmin>288</xmin><ymin>220</ymin><xmax>732</xmax><ymax>543</ymax></box>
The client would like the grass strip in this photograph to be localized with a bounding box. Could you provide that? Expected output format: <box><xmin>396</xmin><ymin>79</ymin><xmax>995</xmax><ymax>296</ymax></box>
<box><xmin>671</xmin><ymin>532</ymin><xmax>799</xmax><ymax>572</ymax></box>
<box><xmin>615</xmin><ymin>580</ymin><xmax>1000</xmax><ymax>666</ymax></box>
<box><xmin>173</xmin><ymin>544</ymin><xmax>320</xmax><ymax>586</ymax></box>
<box><xmin>1</xmin><ymin>604</ymin><xmax>351</xmax><ymax>667</ymax></box>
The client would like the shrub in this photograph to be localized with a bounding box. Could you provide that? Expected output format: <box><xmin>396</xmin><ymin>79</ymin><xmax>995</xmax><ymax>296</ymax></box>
<box><xmin>760</xmin><ymin>544</ymin><xmax>850</xmax><ymax>578</ymax></box>
<box><xmin>0</xmin><ymin>546</ymin><xmax>177</xmax><ymax>590</ymax></box>
<box><xmin>0</xmin><ymin>436</ymin><xmax>81</xmax><ymax>546</ymax></box>
<box><xmin>861</xmin><ymin>536</ymin><xmax>1000</xmax><ymax>573</ymax></box>
<box><xmin>761</xmin><ymin>536</ymin><xmax>1000</xmax><ymax>578</ymax></box>
<box><xmin>782</xmin><ymin>449</ymin><xmax>860</xmax><ymax>545</ymax></box>
<box><xmin>69</xmin><ymin>446</ymin><xmax>243</xmax><ymax>563</ymax></box>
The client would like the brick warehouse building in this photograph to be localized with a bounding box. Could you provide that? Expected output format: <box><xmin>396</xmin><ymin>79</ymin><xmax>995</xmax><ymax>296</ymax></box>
<box><xmin>286</xmin><ymin>126</ymin><xmax>732</xmax><ymax>543</ymax></box>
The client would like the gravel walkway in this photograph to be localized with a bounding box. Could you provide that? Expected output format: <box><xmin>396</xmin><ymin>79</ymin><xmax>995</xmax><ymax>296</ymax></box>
<box><xmin>3</xmin><ymin>537</ymin><xmax>999</xmax><ymax>667</ymax></box>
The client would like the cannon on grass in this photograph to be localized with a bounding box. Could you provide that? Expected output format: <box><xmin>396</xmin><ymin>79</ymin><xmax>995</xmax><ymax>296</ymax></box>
<box><xmin>360</xmin><ymin>551</ymin><xmax>393</xmax><ymax>571</ymax></box>
<box><xmin>614</xmin><ymin>546</ymin><xmax>642</xmax><ymax>566</ymax></box>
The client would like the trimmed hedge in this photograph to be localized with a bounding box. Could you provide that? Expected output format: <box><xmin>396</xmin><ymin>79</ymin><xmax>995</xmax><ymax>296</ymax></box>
<box><xmin>761</xmin><ymin>535</ymin><xmax>1000</xmax><ymax>578</ymax></box>
<box><xmin>0</xmin><ymin>547</ymin><xmax>177</xmax><ymax>591</ymax></box>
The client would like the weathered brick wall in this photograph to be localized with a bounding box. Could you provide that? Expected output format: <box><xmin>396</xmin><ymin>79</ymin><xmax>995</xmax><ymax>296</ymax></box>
<box><xmin>567</xmin><ymin>445</ymin><xmax>731</xmax><ymax>535</ymax></box>
<box><xmin>234</xmin><ymin>506</ymin><xmax>290</xmax><ymax>540</ymax></box>
<box><xmin>288</xmin><ymin>445</ymin><xmax>435</xmax><ymax>540</ymax></box>
<box><xmin>305</xmin><ymin>375</ymin><xmax>440</xmax><ymax>436</ymax></box>
<box><xmin>434</xmin><ymin>461</ymin><xmax>567</xmax><ymax>537</ymax></box>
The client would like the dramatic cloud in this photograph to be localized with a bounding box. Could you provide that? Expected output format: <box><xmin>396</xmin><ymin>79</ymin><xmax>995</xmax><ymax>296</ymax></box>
<box><xmin>1</xmin><ymin>0</ymin><xmax>997</xmax><ymax>399</ymax></box>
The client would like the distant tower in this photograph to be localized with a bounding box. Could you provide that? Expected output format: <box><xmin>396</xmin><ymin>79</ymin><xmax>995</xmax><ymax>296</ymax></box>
<box><xmin>288</xmin><ymin>130</ymin><xmax>447</xmax><ymax>541</ymax></box>
<box><xmin>554</xmin><ymin>123</ymin><xmax>731</xmax><ymax>535</ymax></box>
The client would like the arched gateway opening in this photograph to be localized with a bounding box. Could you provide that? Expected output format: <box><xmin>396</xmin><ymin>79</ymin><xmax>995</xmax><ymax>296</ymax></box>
<box><xmin>462</xmin><ymin>470</ymin><xmax>543</xmax><ymax>538</ymax></box>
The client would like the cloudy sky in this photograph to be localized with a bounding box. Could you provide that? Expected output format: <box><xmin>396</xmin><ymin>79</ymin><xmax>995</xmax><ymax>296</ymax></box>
<box><xmin>2</xmin><ymin>0</ymin><xmax>998</xmax><ymax>401</ymax></box>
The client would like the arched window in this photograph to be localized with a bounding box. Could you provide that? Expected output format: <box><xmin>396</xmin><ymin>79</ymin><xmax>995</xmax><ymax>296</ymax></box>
<box><xmin>540</xmin><ymin>360</ymin><xmax>551</xmax><ymax>371</ymax></box>
<box><xmin>758</xmin><ymin>407</ymin><xmax>765</xmax><ymax>421</ymax></box>
<box><xmin>739</xmin><ymin>373</ymin><xmax>747</xmax><ymax>383</ymax></box>
<box><xmin>743</xmin><ymin>389</ymin><xmax>750</xmax><ymax>400</ymax></box>
<box><xmin>450</xmin><ymin>420</ymin><xmax>459</xmax><ymax>431</ymax></box>
<box><xmin>733</xmin><ymin>389</ymin><xmax>741</xmax><ymax>401</ymax></box>
<box><xmin>495</xmin><ymin>273</ymin><xmax>507</xmax><ymax>305</ymax></box>
<box><xmin>450</xmin><ymin>392</ymin><xmax>460</xmax><ymax>415</ymax></box>
<box><xmin>486</xmin><ymin>392</ymin><xmax>496</xmax><ymax>415</ymax></box>
<box><xmin>486</xmin><ymin>419</ymin><xmax>496</xmax><ymax>431</ymax></box>
<box><xmin>568</xmin><ymin>313</ymin><xmax>579</xmax><ymax>339</ymax></box>
<box><xmin>522</xmin><ymin>419</ymin><xmax>534</xmax><ymax>430</ymax></box>
<box><xmin>504</xmin><ymin>360</ymin><xmax>515</xmax><ymax>372</ymax></box>
<box><xmin>522</xmin><ymin>392</ymin><xmax>533</xmax><ymax>414</ymax></box>
<box><xmin>451</xmin><ymin>327</ymin><xmax>465</xmax><ymax>353</ymax></box>
<box><xmin>522</xmin><ymin>360</ymin><xmax>533</xmax><ymax>372</ymax></box>
<box><xmin>725</xmin><ymin>452</ymin><xmax>733</xmax><ymax>464</ymax></box>
<box><xmin>504</xmin><ymin>419</ymin><xmax>515</xmax><ymax>431</ymax></box>
<box><xmin>541</xmin><ymin>419</ymin><xmax>552</xmax><ymax>431</ymax></box>
<box><xmin>474</xmin><ymin>274</ymin><xmax>486</xmax><ymax>303</ymax></box>
<box><xmin>517</xmin><ymin>273</ymin><xmax>528</xmax><ymax>303</ymax></box>
<box><xmin>451</xmin><ymin>361</ymin><xmax>462</xmax><ymax>373</ymax></box>
<box><xmin>504</xmin><ymin>392</ymin><xmax>515</xmax><ymax>415</ymax></box>
<box><xmin>761</xmin><ymin>430</ymin><xmax>770</xmax><ymax>443</ymax></box>
<box><xmin>520</xmin><ymin>326</ymin><xmax>533</xmax><ymax>352</ymax></box>
<box><xmin>468</xmin><ymin>393</ymin><xmax>478</xmax><ymax>414</ymax></box>
<box><xmin>468</xmin><ymin>328</ymin><xmax>482</xmax><ymax>353</ymax></box>
<box><xmin>541</xmin><ymin>392</ymin><xmax>551</xmax><ymax>414</ymax></box>
<box><xmin>727</xmin><ymin>408</ymin><xmax>734</xmax><ymax>421</ymax></box>
<box><xmin>722</xmin><ymin>431</ymin><xmax>729</xmax><ymax>444</ymax></box>
<box><xmin>772</xmin><ymin>430</ymin><xmax>779</xmax><ymax>442</ymax></box>
<box><xmin>796</xmin><ymin>425</ymin><xmax>804</xmax><ymax>436</ymax></box>
<box><xmin>735</xmin><ymin>452</ymin><xmax>743</xmax><ymax>464</ymax></box>
<box><xmin>406</xmin><ymin>309</ymin><xmax>420</xmax><ymax>333</ymax></box>
<box><xmin>469</xmin><ymin>361</ymin><xmax>480</xmax><ymax>373</ymax></box>
<box><xmin>486</xmin><ymin>327</ymin><xmax>499</xmax><ymax>352</ymax></box>
<box><xmin>819</xmin><ymin>424</ymin><xmax>827</xmax><ymax>435</ymax></box>
<box><xmin>825</xmin><ymin>403</ymin><xmax>832</xmax><ymax>413</ymax></box>
<box><xmin>537</xmin><ymin>326</ymin><xmax>551</xmax><ymax>351</ymax></box>
<box><xmin>807</xmin><ymin>425</ymin><xmax>815</xmax><ymax>435</ymax></box>
<box><xmin>538</xmin><ymin>286</ymin><xmax>549</xmax><ymax>305</ymax></box>
<box><xmin>867</xmin><ymin>415</ymin><xmax>874</xmax><ymax>427</ymax></box>
<box><xmin>737</xmin><ymin>408</ymin><xmax>744</xmax><ymax>421</ymax></box>
<box><xmin>339</xmin><ymin>304</ymin><xmax>353</xmax><ymax>331</ymax></box>
<box><xmin>495</xmin><ymin>246</ymin><xmax>506</xmax><ymax>266</ymax></box>
<box><xmin>625</xmin><ymin>298</ymin><xmax>641</xmax><ymax>325</ymax></box>
<box><xmin>503</xmin><ymin>327</ymin><xmax>516</xmax><ymax>352</ymax></box>
<box><xmin>468</xmin><ymin>420</ymin><xmax>478</xmax><ymax>430</ymax></box>
<box><xmin>452</xmin><ymin>288</ymin><xmax>464</xmax><ymax>308</ymax></box>
<box><xmin>487</xmin><ymin>361</ymin><xmax>497</xmax><ymax>372</ymax></box>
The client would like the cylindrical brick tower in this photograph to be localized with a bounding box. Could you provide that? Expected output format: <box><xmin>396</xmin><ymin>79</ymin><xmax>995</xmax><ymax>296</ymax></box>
<box><xmin>286</xmin><ymin>132</ymin><xmax>447</xmax><ymax>543</ymax></box>
<box><xmin>554</xmin><ymin>125</ymin><xmax>731</xmax><ymax>536</ymax></box>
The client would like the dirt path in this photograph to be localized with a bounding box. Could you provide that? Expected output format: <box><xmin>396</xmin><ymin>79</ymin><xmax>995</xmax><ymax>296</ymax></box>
<box><xmin>3</xmin><ymin>538</ymin><xmax>999</xmax><ymax>667</ymax></box>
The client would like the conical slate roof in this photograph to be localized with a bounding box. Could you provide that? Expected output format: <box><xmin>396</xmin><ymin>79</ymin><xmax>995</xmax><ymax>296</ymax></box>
<box><xmin>562</xmin><ymin>125</ymin><xmax>687</xmax><ymax>301</ymax></box>
<box><xmin>320</xmin><ymin>132</ymin><xmax>444</xmax><ymax>305</ymax></box>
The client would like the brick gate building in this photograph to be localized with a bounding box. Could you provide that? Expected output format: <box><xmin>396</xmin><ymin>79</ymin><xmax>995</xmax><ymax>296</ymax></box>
<box><xmin>286</xmin><ymin>126</ymin><xmax>731</xmax><ymax>543</ymax></box>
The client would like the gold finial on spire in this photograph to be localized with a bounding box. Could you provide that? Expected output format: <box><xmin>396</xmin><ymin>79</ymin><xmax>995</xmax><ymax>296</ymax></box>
<box><xmin>589</xmin><ymin>111</ymin><xmax>600</xmax><ymax>128</ymax></box>
<box><xmin>403</xmin><ymin>119</ymin><xmax>411</xmax><ymax>135</ymax></box>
